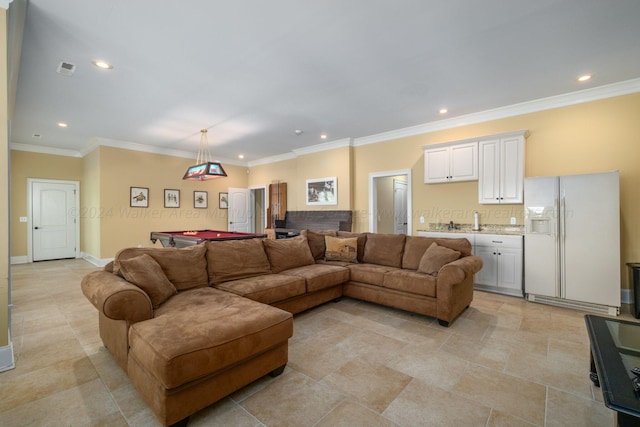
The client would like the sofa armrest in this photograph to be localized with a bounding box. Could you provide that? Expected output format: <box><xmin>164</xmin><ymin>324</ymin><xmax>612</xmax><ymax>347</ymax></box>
<box><xmin>81</xmin><ymin>270</ymin><xmax>153</xmax><ymax>323</ymax></box>
<box><xmin>438</xmin><ymin>255</ymin><xmax>483</xmax><ymax>284</ymax></box>
<box><xmin>435</xmin><ymin>255</ymin><xmax>483</xmax><ymax>324</ymax></box>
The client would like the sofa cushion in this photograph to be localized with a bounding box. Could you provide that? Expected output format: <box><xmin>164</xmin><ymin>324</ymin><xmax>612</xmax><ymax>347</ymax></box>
<box><xmin>118</xmin><ymin>254</ymin><xmax>177</xmax><ymax>308</ymax></box>
<box><xmin>324</xmin><ymin>236</ymin><xmax>358</xmax><ymax>263</ymax></box>
<box><xmin>214</xmin><ymin>274</ymin><xmax>306</xmax><ymax>304</ymax></box>
<box><xmin>206</xmin><ymin>239</ymin><xmax>272</xmax><ymax>284</ymax></box>
<box><xmin>114</xmin><ymin>245</ymin><xmax>208</xmax><ymax>291</ymax></box>
<box><xmin>383</xmin><ymin>269</ymin><xmax>437</xmax><ymax>297</ymax></box>
<box><xmin>363</xmin><ymin>233</ymin><xmax>406</xmax><ymax>268</ymax></box>
<box><xmin>402</xmin><ymin>236</ymin><xmax>471</xmax><ymax>270</ymax></box>
<box><xmin>130</xmin><ymin>287</ymin><xmax>292</xmax><ymax>389</ymax></box>
<box><xmin>337</xmin><ymin>231</ymin><xmax>367</xmax><ymax>262</ymax></box>
<box><xmin>263</xmin><ymin>236</ymin><xmax>315</xmax><ymax>273</ymax></box>
<box><xmin>417</xmin><ymin>242</ymin><xmax>461</xmax><ymax>275</ymax></box>
<box><xmin>347</xmin><ymin>263</ymin><xmax>396</xmax><ymax>286</ymax></box>
<box><xmin>280</xmin><ymin>264</ymin><xmax>350</xmax><ymax>292</ymax></box>
<box><xmin>305</xmin><ymin>230</ymin><xmax>337</xmax><ymax>260</ymax></box>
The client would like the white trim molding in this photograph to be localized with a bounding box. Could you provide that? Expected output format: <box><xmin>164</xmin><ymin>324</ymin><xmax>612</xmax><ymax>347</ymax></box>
<box><xmin>0</xmin><ymin>0</ymin><xmax>14</xmax><ymax>10</ymax></box>
<box><xmin>81</xmin><ymin>252</ymin><xmax>113</xmax><ymax>268</ymax></box>
<box><xmin>10</xmin><ymin>256</ymin><xmax>27</xmax><ymax>264</ymax></box>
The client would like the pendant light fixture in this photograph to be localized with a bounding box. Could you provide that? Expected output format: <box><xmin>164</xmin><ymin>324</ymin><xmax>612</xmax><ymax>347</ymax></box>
<box><xmin>182</xmin><ymin>129</ymin><xmax>227</xmax><ymax>180</ymax></box>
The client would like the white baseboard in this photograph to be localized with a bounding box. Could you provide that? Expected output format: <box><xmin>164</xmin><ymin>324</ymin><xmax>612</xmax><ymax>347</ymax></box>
<box><xmin>10</xmin><ymin>256</ymin><xmax>28</xmax><ymax>265</ymax></box>
<box><xmin>0</xmin><ymin>334</ymin><xmax>15</xmax><ymax>373</ymax></box>
<box><xmin>81</xmin><ymin>252</ymin><xmax>113</xmax><ymax>267</ymax></box>
<box><xmin>621</xmin><ymin>288</ymin><xmax>633</xmax><ymax>305</ymax></box>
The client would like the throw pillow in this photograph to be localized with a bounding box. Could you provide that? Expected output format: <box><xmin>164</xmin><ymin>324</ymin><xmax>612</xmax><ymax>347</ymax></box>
<box><xmin>263</xmin><ymin>235</ymin><xmax>315</xmax><ymax>273</ymax></box>
<box><xmin>324</xmin><ymin>236</ymin><xmax>358</xmax><ymax>263</ymax></box>
<box><xmin>119</xmin><ymin>254</ymin><xmax>177</xmax><ymax>307</ymax></box>
<box><xmin>417</xmin><ymin>242</ymin><xmax>461</xmax><ymax>275</ymax></box>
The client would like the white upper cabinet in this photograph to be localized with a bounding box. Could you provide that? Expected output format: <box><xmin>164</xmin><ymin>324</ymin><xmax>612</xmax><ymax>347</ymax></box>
<box><xmin>424</xmin><ymin>142</ymin><xmax>478</xmax><ymax>183</ymax></box>
<box><xmin>478</xmin><ymin>131</ymin><xmax>526</xmax><ymax>204</ymax></box>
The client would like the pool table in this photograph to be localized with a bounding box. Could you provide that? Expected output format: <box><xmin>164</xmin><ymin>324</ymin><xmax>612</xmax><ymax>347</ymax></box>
<box><xmin>150</xmin><ymin>229</ymin><xmax>267</xmax><ymax>248</ymax></box>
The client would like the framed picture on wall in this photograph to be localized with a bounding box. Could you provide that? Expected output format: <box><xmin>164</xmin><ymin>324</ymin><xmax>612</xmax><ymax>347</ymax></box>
<box><xmin>219</xmin><ymin>192</ymin><xmax>228</xmax><ymax>209</ymax></box>
<box><xmin>194</xmin><ymin>191</ymin><xmax>208</xmax><ymax>209</ymax></box>
<box><xmin>164</xmin><ymin>189</ymin><xmax>180</xmax><ymax>208</ymax></box>
<box><xmin>306</xmin><ymin>177</ymin><xmax>337</xmax><ymax>205</ymax></box>
<box><xmin>130</xmin><ymin>187</ymin><xmax>149</xmax><ymax>208</ymax></box>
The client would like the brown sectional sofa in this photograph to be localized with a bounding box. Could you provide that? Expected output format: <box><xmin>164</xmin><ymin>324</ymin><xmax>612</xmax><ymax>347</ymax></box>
<box><xmin>81</xmin><ymin>231</ymin><xmax>482</xmax><ymax>426</ymax></box>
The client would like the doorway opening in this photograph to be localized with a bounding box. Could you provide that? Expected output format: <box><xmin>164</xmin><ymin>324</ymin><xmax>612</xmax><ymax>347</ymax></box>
<box><xmin>368</xmin><ymin>170</ymin><xmax>412</xmax><ymax>234</ymax></box>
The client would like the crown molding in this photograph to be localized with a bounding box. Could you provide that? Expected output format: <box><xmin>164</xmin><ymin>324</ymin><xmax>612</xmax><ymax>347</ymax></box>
<box><xmin>0</xmin><ymin>0</ymin><xmax>14</xmax><ymax>10</ymax></box>
<box><xmin>352</xmin><ymin>78</ymin><xmax>640</xmax><ymax>147</ymax></box>
<box><xmin>292</xmin><ymin>138</ymin><xmax>353</xmax><ymax>156</ymax></box>
<box><xmin>10</xmin><ymin>142</ymin><xmax>83</xmax><ymax>157</ymax></box>
<box><xmin>247</xmin><ymin>152</ymin><xmax>297</xmax><ymax>167</ymax></box>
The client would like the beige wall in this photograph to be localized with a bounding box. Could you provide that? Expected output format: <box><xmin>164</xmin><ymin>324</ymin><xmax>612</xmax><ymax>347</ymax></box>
<box><xmin>81</xmin><ymin>149</ymin><xmax>101</xmax><ymax>257</ymax></box>
<box><xmin>95</xmin><ymin>146</ymin><xmax>250</xmax><ymax>258</ymax></box>
<box><xmin>1</xmin><ymin>8</ymin><xmax>9</xmax><ymax>347</ymax></box>
<box><xmin>248</xmin><ymin>146</ymin><xmax>352</xmax><ymax>212</ymax></box>
<box><xmin>10</xmin><ymin>151</ymin><xmax>83</xmax><ymax>257</ymax></box>
<box><xmin>351</xmin><ymin>93</ymin><xmax>640</xmax><ymax>289</ymax></box>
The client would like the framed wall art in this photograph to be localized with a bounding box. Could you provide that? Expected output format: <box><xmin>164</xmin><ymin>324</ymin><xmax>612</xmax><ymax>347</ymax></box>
<box><xmin>194</xmin><ymin>191</ymin><xmax>208</xmax><ymax>209</ymax></box>
<box><xmin>130</xmin><ymin>187</ymin><xmax>149</xmax><ymax>208</ymax></box>
<box><xmin>306</xmin><ymin>177</ymin><xmax>337</xmax><ymax>205</ymax></box>
<box><xmin>164</xmin><ymin>189</ymin><xmax>180</xmax><ymax>208</ymax></box>
<box><xmin>219</xmin><ymin>192</ymin><xmax>228</xmax><ymax>209</ymax></box>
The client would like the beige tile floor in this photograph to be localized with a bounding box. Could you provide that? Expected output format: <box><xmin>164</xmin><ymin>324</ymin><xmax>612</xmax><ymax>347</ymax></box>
<box><xmin>0</xmin><ymin>259</ymin><xmax>630</xmax><ymax>426</ymax></box>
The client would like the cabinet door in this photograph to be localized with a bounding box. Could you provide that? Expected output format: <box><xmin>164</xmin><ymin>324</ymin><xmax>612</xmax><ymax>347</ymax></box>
<box><xmin>450</xmin><ymin>142</ymin><xmax>478</xmax><ymax>181</ymax></box>
<box><xmin>497</xmin><ymin>247</ymin><xmax>523</xmax><ymax>293</ymax></box>
<box><xmin>499</xmin><ymin>136</ymin><xmax>524</xmax><ymax>203</ymax></box>
<box><xmin>478</xmin><ymin>139</ymin><xmax>501</xmax><ymax>204</ymax></box>
<box><xmin>424</xmin><ymin>147</ymin><xmax>451</xmax><ymax>183</ymax></box>
<box><xmin>475</xmin><ymin>246</ymin><xmax>498</xmax><ymax>286</ymax></box>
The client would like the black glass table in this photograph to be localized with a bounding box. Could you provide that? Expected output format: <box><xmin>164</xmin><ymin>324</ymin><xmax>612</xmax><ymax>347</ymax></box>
<box><xmin>585</xmin><ymin>315</ymin><xmax>640</xmax><ymax>427</ymax></box>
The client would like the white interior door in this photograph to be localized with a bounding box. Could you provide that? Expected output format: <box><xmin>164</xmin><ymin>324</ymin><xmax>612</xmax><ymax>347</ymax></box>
<box><xmin>393</xmin><ymin>179</ymin><xmax>407</xmax><ymax>234</ymax></box>
<box><xmin>31</xmin><ymin>180</ymin><xmax>79</xmax><ymax>261</ymax></box>
<box><xmin>228</xmin><ymin>188</ymin><xmax>252</xmax><ymax>232</ymax></box>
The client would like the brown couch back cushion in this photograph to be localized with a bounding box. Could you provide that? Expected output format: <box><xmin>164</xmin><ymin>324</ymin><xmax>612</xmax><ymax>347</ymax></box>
<box><xmin>363</xmin><ymin>233</ymin><xmax>406</xmax><ymax>268</ymax></box>
<box><xmin>263</xmin><ymin>235</ymin><xmax>315</xmax><ymax>273</ymax></box>
<box><xmin>119</xmin><ymin>254</ymin><xmax>177</xmax><ymax>307</ymax></box>
<box><xmin>304</xmin><ymin>229</ymin><xmax>338</xmax><ymax>260</ymax></box>
<box><xmin>337</xmin><ymin>231</ymin><xmax>367</xmax><ymax>262</ymax></box>
<box><xmin>206</xmin><ymin>239</ymin><xmax>272</xmax><ymax>284</ymax></box>
<box><xmin>114</xmin><ymin>244</ymin><xmax>208</xmax><ymax>291</ymax></box>
<box><xmin>402</xmin><ymin>235</ymin><xmax>472</xmax><ymax>270</ymax></box>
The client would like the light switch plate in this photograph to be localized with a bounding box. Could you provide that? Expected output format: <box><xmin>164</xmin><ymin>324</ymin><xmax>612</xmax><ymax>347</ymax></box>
<box><xmin>19</xmin><ymin>216</ymin><xmax>27</xmax><ymax>223</ymax></box>
<box><xmin>510</xmin><ymin>217</ymin><xmax>517</xmax><ymax>225</ymax></box>
<box><xmin>419</xmin><ymin>216</ymin><xmax>425</xmax><ymax>224</ymax></box>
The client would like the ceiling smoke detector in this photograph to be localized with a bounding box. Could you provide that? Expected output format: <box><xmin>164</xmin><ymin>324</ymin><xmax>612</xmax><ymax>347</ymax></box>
<box><xmin>57</xmin><ymin>61</ymin><xmax>76</xmax><ymax>77</ymax></box>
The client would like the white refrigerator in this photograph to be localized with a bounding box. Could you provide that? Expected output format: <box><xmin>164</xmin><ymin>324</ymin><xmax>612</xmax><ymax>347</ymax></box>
<box><xmin>524</xmin><ymin>171</ymin><xmax>620</xmax><ymax>315</ymax></box>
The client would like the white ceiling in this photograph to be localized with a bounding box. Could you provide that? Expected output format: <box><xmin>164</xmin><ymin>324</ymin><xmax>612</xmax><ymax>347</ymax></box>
<box><xmin>10</xmin><ymin>0</ymin><xmax>640</xmax><ymax>164</ymax></box>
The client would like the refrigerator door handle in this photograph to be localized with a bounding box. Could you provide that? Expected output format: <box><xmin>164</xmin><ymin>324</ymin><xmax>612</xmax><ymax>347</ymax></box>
<box><xmin>559</xmin><ymin>196</ymin><xmax>566</xmax><ymax>298</ymax></box>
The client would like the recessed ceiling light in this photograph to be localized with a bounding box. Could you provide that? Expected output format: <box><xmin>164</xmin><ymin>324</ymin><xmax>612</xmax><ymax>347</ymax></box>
<box><xmin>92</xmin><ymin>60</ymin><xmax>113</xmax><ymax>70</ymax></box>
<box><xmin>320</xmin><ymin>134</ymin><xmax>327</xmax><ymax>140</ymax></box>
<box><xmin>238</xmin><ymin>154</ymin><xmax>244</xmax><ymax>159</ymax></box>
<box><xmin>294</xmin><ymin>129</ymin><xmax>303</xmax><ymax>135</ymax></box>
<box><xmin>57</xmin><ymin>122</ymin><xmax>68</xmax><ymax>128</ymax></box>
<box><xmin>577</xmin><ymin>74</ymin><xmax>593</xmax><ymax>82</ymax></box>
<box><xmin>439</xmin><ymin>108</ymin><xmax>448</xmax><ymax>114</ymax></box>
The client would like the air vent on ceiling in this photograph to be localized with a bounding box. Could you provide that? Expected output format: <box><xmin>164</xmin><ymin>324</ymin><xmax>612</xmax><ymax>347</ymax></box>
<box><xmin>57</xmin><ymin>61</ymin><xmax>76</xmax><ymax>77</ymax></box>
<box><xmin>32</xmin><ymin>133</ymin><xmax>42</xmax><ymax>139</ymax></box>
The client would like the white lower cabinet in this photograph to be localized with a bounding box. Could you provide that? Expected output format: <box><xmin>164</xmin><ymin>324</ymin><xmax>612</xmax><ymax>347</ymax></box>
<box><xmin>417</xmin><ymin>231</ymin><xmax>524</xmax><ymax>297</ymax></box>
<box><xmin>474</xmin><ymin>235</ymin><xmax>523</xmax><ymax>297</ymax></box>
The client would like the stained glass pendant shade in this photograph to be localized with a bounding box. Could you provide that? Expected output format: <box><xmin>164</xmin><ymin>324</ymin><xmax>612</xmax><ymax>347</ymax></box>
<box><xmin>183</xmin><ymin>129</ymin><xmax>228</xmax><ymax>180</ymax></box>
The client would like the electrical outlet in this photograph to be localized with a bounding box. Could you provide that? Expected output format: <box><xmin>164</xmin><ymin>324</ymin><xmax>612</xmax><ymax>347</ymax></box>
<box><xmin>19</xmin><ymin>217</ymin><xmax>28</xmax><ymax>223</ymax></box>
<box><xmin>510</xmin><ymin>217</ymin><xmax>517</xmax><ymax>225</ymax></box>
<box><xmin>419</xmin><ymin>216</ymin><xmax>425</xmax><ymax>224</ymax></box>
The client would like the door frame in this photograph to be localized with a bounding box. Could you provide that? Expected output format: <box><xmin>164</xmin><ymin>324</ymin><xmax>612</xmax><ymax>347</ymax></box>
<box><xmin>250</xmin><ymin>184</ymin><xmax>268</xmax><ymax>232</ymax></box>
<box><xmin>27</xmin><ymin>178</ymin><xmax>80</xmax><ymax>263</ymax></box>
<box><xmin>368</xmin><ymin>169</ymin><xmax>412</xmax><ymax>233</ymax></box>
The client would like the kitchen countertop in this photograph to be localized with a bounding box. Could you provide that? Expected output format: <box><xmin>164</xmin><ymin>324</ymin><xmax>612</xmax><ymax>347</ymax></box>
<box><xmin>418</xmin><ymin>224</ymin><xmax>524</xmax><ymax>236</ymax></box>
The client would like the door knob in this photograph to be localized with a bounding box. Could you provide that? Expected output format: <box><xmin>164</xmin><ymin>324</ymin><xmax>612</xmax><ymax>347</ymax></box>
<box><xmin>34</xmin><ymin>226</ymin><xmax>39</xmax><ymax>229</ymax></box>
